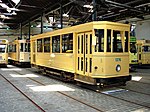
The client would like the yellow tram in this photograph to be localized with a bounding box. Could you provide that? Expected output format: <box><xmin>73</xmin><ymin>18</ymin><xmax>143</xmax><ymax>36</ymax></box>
<box><xmin>31</xmin><ymin>21</ymin><xmax>131</xmax><ymax>86</ymax></box>
<box><xmin>8</xmin><ymin>39</ymin><xmax>30</xmax><ymax>66</ymax></box>
<box><xmin>0</xmin><ymin>39</ymin><xmax>8</xmax><ymax>67</ymax></box>
<box><xmin>137</xmin><ymin>40</ymin><xmax>150</xmax><ymax>65</ymax></box>
<box><xmin>129</xmin><ymin>36</ymin><xmax>138</xmax><ymax>71</ymax></box>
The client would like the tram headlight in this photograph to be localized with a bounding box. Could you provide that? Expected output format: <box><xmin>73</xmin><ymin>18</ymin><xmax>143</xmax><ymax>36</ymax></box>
<box><xmin>116</xmin><ymin>64</ymin><xmax>121</xmax><ymax>72</ymax></box>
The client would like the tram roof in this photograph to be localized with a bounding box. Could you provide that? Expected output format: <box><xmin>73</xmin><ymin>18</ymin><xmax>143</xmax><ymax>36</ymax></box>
<box><xmin>31</xmin><ymin>21</ymin><xmax>130</xmax><ymax>39</ymax></box>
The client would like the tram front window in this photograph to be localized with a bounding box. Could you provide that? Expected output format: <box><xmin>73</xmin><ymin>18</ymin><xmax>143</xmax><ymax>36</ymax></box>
<box><xmin>143</xmin><ymin>46</ymin><xmax>150</xmax><ymax>52</ymax></box>
<box><xmin>113</xmin><ymin>31</ymin><xmax>123</xmax><ymax>52</ymax></box>
<box><xmin>0</xmin><ymin>45</ymin><xmax>6</xmax><ymax>53</ymax></box>
<box><xmin>94</xmin><ymin>29</ymin><xmax>104</xmax><ymax>52</ymax></box>
<box><xmin>130</xmin><ymin>43</ymin><xmax>137</xmax><ymax>53</ymax></box>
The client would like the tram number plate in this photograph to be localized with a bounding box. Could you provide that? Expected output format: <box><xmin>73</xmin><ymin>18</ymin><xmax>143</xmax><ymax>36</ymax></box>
<box><xmin>115</xmin><ymin>58</ymin><xmax>121</xmax><ymax>62</ymax></box>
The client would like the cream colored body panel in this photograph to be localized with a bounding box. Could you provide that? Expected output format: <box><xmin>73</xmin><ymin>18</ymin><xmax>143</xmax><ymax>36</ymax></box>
<box><xmin>0</xmin><ymin>53</ymin><xmax>8</xmax><ymax>64</ymax></box>
<box><xmin>0</xmin><ymin>39</ymin><xmax>8</xmax><ymax>65</ymax></box>
<box><xmin>9</xmin><ymin>52</ymin><xmax>18</xmax><ymax>61</ymax></box>
<box><xmin>141</xmin><ymin>53</ymin><xmax>150</xmax><ymax>64</ymax></box>
<box><xmin>92</xmin><ymin>53</ymin><xmax>129</xmax><ymax>78</ymax></box>
<box><xmin>35</xmin><ymin>53</ymin><xmax>74</xmax><ymax>73</ymax></box>
<box><xmin>19</xmin><ymin>52</ymin><xmax>30</xmax><ymax>62</ymax></box>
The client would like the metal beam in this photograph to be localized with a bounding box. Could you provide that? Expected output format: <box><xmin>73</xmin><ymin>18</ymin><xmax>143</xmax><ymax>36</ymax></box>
<box><xmin>60</xmin><ymin>2</ymin><xmax>63</xmax><ymax>29</ymax></box>
<box><xmin>92</xmin><ymin>0</ymin><xmax>97</xmax><ymax>21</ymax></box>
<box><xmin>105</xmin><ymin>0</ymin><xmax>149</xmax><ymax>14</ymax></box>
<box><xmin>41</xmin><ymin>12</ymin><xmax>43</xmax><ymax>34</ymax></box>
<box><xmin>28</xmin><ymin>21</ymin><xmax>31</xmax><ymax>39</ymax></box>
<box><xmin>22</xmin><ymin>1</ymin><xmax>74</xmax><ymax>28</ymax></box>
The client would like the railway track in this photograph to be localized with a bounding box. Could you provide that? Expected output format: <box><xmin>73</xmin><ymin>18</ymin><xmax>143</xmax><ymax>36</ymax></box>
<box><xmin>86</xmin><ymin>85</ymin><xmax>150</xmax><ymax>109</ymax></box>
<box><xmin>5</xmin><ymin>70</ymin><xmax>104</xmax><ymax>112</ymax></box>
<box><xmin>0</xmin><ymin>73</ymin><xmax>46</xmax><ymax>112</ymax></box>
<box><xmin>118</xmin><ymin>86</ymin><xmax>150</xmax><ymax>96</ymax></box>
<box><xmin>131</xmin><ymin>80</ymin><xmax>150</xmax><ymax>85</ymax></box>
<box><xmin>15</xmin><ymin>70</ymin><xmax>150</xmax><ymax>110</ymax></box>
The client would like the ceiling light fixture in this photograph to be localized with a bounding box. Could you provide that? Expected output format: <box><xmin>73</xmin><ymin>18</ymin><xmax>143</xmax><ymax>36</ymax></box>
<box><xmin>0</xmin><ymin>21</ymin><xmax>3</xmax><ymax>25</ymax></box>
<box><xmin>83</xmin><ymin>5</ymin><xmax>93</xmax><ymax>9</ymax></box>
<box><xmin>63</xmin><ymin>13</ymin><xmax>69</xmax><ymax>17</ymax></box>
<box><xmin>0</xmin><ymin>15</ymin><xmax>9</xmax><ymax>19</ymax></box>
<box><xmin>11</xmin><ymin>0</ymin><xmax>20</xmax><ymax>5</ymax></box>
<box><xmin>12</xmin><ymin>11</ymin><xmax>17</xmax><ymax>15</ymax></box>
<box><xmin>0</xmin><ymin>3</ymin><xmax>12</xmax><ymax>13</ymax></box>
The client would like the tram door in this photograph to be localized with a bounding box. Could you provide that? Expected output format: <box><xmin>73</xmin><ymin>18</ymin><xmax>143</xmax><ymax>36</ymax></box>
<box><xmin>32</xmin><ymin>41</ymin><xmax>36</xmax><ymax>64</ymax></box>
<box><xmin>137</xmin><ymin>44</ymin><xmax>142</xmax><ymax>64</ymax></box>
<box><xmin>77</xmin><ymin>32</ymin><xmax>92</xmax><ymax>76</ymax></box>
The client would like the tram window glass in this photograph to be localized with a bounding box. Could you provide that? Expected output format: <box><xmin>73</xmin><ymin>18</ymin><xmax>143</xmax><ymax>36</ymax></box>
<box><xmin>107</xmin><ymin>29</ymin><xmax>111</xmax><ymax>52</ymax></box>
<box><xmin>0</xmin><ymin>45</ymin><xmax>6</xmax><ymax>53</ymax></box>
<box><xmin>44</xmin><ymin>37</ymin><xmax>50</xmax><ymax>52</ymax></box>
<box><xmin>37</xmin><ymin>39</ymin><xmax>43</xmax><ymax>52</ymax></box>
<box><xmin>28</xmin><ymin>43</ymin><xmax>30</xmax><ymax>52</ymax></box>
<box><xmin>81</xmin><ymin>35</ymin><xmax>83</xmax><ymax>53</ymax></box>
<box><xmin>12</xmin><ymin>45</ymin><xmax>16</xmax><ymax>52</ymax></box>
<box><xmin>130</xmin><ymin>42</ymin><xmax>137</xmax><ymax>53</ymax></box>
<box><xmin>20</xmin><ymin>43</ymin><xmax>24</xmax><ymax>52</ymax></box>
<box><xmin>143</xmin><ymin>46</ymin><xmax>150</xmax><ymax>52</ymax></box>
<box><xmin>113</xmin><ymin>31</ymin><xmax>123</xmax><ymax>52</ymax></box>
<box><xmin>125</xmin><ymin>31</ymin><xmax>129</xmax><ymax>52</ymax></box>
<box><xmin>94</xmin><ymin>29</ymin><xmax>104</xmax><ymax>52</ymax></box>
<box><xmin>25</xmin><ymin>43</ymin><xmax>30</xmax><ymax>52</ymax></box>
<box><xmin>86</xmin><ymin>34</ymin><xmax>88</xmax><ymax>54</ymax></box>
<box><xmin>90</xmin><ymin>34</ymin><xmax>92</xmax><ymax>54</ymax></box>
<box><xmin>52</xmin><ymin>35</ymin><xmax>60</xmax><ymax>53</ymax></box>
<box><xmin>62</xmin><ymin>33</ymin><xmax>73</xmax><ymax>53</ymax></box>
<box><xmin>9</xmin><ymin>45</ymin><xmax>13</xmax><ymax>52</ymax></box>
<box><xmin>78</xmin><ymin>36</ymin><xmax>80</xmax><ymax>53</ymax></box>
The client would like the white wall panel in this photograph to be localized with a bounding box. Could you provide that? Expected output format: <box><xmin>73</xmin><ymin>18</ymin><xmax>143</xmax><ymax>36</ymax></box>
<box><xmin>135</xmin><ymin>20</ymin><xmax>150</xmax><ymax>40</ymax></box>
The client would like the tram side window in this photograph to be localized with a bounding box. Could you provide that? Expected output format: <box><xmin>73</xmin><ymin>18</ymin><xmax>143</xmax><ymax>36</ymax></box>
<box><xmin>9</xmin><ymin>45</ymin><xmax>13</xmax><ymax>52</ymax></box>
<box><xmin>107</xmin><ymin>29</ymin><xmax>111</xmax><ymax>52</ymax></box>
<box><xmin>44</xmin><ymin>37</ymin><xmax>50</xmax><ymax>52</ymax></box>
<box><xmin>143</xmin><ymin>46</ymin><xmax>150</xmax><ymax>52</ymax></box>
<box><xmin>0</xmin><ymin>45</ymin><xmax>6</xmax><ymax>53</ymax></box>
<box><xmin>94</xmin><ymin>29</ymin><xmax>104</xmax><ymax>52</ymax></box>
<box><xmin>37</xmin><ymin>39</ymin><xmax>43</xmax><ymax>52</ymax></box>
<box><xmin>113</xmin><ymin>31</ymin><xmax>123</xmax><ymax>52</ymax></box>
<box><xmin>52</xmin><ymin>35</ymin><xmax>60</xmax><ymax>53</ymax></box>
<box><xmin>125</xmin><ymin>31</ymin><xmax>129</xmax><ymax>52</ymax></box>
<box><xmin>25</xmin><ymin>43</ymin><xmax>30</xmax><ymax>52</ymax></box>
<box><xmin>20</xmin><ymin>43</ymin><xmax>24</xmax><ymax>52</ymax></box>
<box><xmin>62</xmin><ymin>33</ymin><xmax>73</xmax><ymax>53</ymax></box>
<box><xmin>12</xmin><ymin>44</ymin><xmax>16</xmax><ymax>52</ymax></box>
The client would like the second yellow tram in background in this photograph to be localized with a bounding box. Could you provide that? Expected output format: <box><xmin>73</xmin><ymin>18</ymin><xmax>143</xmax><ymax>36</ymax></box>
<box><xmin>31</xmin><ymin>21</ymin><xmax>131</xmax><ymax>86</ymax></box>
<box><xmin>137</xmin><ymin>39</ymin><xmax>150</xmax><ymax>65</ymax></box>
<box><xmin>8</xmin><ymin>39</ymin><xmax>30</xmax><ymax>67</ymax></box>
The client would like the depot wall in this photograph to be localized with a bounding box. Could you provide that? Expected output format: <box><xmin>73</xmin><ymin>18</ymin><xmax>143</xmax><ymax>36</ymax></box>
<box><xmin>0</xmin><ymin>27</ymin><xmax>53</xmax><ymax>42</ymax></box>
<box><xmin>135</xmin><ymin>20</ymin><xmax>150</xmax><ymax>40</ymax></box>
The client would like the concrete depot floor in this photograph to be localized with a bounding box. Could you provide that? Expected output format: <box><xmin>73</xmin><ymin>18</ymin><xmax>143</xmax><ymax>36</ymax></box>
<box><xmin>0</xmin><ymin>65</ymin><xmax>150</xmax><ymax>112</ymax></box>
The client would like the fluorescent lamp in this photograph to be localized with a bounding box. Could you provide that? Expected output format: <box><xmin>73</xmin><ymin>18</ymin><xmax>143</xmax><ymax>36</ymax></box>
<box><xmin>63</xmin><ymin>13</ymin><xmax>69</xmax><ymax>17</ymax></box>
<box><xmin>11</xmin><ymin>0</ymin><xmax>20</xmax><ymax>5</ymax></box>
<box><xmin>83</xmin><ymin>5</ymin><xmax>93</xmax><ymax>9</ymax></box>
<box><xmin>0</xmin><ymin>3</ymin><xmax>9</xmax><ymax>9</ymax></box>
<box><xmin>0</xmin><ymin>3</ymin><xmax>12</xmax><ymax>13</ymax></box>
<box><xmin>12</xmin><ymin>11</ymin><xmax>17</xmax><ymax>15</ymax></box>
<box><xmin>36</xmin><ymin>24</ymin><xmax>41</xmax><ymax>28</ymax></box>
<box><xmin>0</xmin><ymin>21</ymin><xmax>3</xmax><ymax>25</ymax></box>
